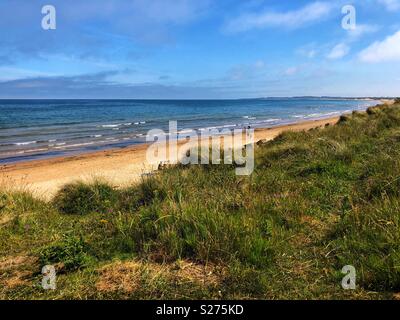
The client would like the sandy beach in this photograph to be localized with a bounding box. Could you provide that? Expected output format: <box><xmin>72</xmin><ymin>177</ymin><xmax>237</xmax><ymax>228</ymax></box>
<box><xmin>0</xmin><ymin>116</ymin><xmax>340</xmax><ymax>199</ymax></box>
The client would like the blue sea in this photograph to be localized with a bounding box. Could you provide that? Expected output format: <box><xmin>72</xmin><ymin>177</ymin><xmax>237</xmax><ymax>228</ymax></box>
<box><xmin>0</xmin><ymin>98</ymin><xmax>379</xmax><ymax>163</ymax></box>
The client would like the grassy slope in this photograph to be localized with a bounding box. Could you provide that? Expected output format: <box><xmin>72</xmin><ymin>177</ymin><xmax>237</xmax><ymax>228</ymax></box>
<box><xmin>1</xmin><ymin>103</ymin><xmax>400</xmax><ymax>300</ymax></box>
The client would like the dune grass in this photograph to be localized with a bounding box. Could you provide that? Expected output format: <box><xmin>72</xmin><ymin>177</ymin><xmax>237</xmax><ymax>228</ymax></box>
<box><xmin>1</xmin><ymin>103</ymin><xmax>400</xmax><ymax>299</ymax></box>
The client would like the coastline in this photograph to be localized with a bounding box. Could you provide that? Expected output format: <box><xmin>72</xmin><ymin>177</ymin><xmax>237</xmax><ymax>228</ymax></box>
<box><xmin>0</xmin><ymin>98</ymin><xmax>379</xmax><ymax>165</ymax></box>
<box><xmin>1</xmin><ymin>100</ymin><xmax>393</xmax><ymax>199</ymax></box>
<box><xmin>0</xmin><ymin>116</ymin><xmax>341</xmax><ymax>199</ymax></box>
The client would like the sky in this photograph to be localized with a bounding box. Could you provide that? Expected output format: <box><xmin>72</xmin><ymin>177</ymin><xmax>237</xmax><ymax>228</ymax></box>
<box><xmin>0</xmin><ymin>0</ymin><xmax>399</xmax><ymax>99</ymax></box>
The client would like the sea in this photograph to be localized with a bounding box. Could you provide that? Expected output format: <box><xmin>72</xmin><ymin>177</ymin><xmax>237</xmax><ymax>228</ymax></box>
<box><xmin>0</xmin><ymin>98</ymin><xmax>379</xmax><ymax>163</ymax></box>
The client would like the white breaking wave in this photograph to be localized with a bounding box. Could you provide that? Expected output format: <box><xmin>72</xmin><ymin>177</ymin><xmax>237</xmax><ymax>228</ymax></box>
<box><xmin>101</xmin><ymin>124</ymin><xmax>121</xmax><ymax>128</ymax></box>
<box><xmin>14</xmin><ymin>141</ymin><xmax>37</xmax><ymax>146</ymax></box>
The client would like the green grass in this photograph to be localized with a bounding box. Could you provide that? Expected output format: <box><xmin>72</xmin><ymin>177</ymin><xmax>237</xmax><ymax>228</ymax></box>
<box><xmin>1</xmin><ymin>103</ymin><xmax>400</xmax><ymax>299</ymax></box>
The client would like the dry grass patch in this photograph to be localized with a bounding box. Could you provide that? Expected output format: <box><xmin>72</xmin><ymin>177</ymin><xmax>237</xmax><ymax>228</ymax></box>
<box><xmin>96</xmin><ymin>261</ymin><xmax>147</xmax><ymax>294</ymax></box>
<box><xmin>173</xmin><ymin>260</ymin><xmax>223</xmax><ymax>286</ymax></box>
<box><xmin>96</xmin><ymin>259</ymin><xmax>224</xmax><ymax>294</ymax></box>
<box><xmin>3</xmin><ymin>270</ymin><xmax>32</xmax><ymax>289</ymax></box>
<box><xmin>0</xmin><ymin>255</ymin><xmax>38</xmax><ymax>290</ymax></box>
<box><xmin>0</xmin><ymin>255</ymin><xmax>37</xmax><ymax>271</ymax></box>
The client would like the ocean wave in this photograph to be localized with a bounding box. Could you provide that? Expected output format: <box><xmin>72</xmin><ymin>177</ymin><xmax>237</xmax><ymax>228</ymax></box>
<box><xmin>13</xmin><ymin>147</ymin><xmax>49</xmax><ymax>154</ymax></box>
<box><xmin>100</xmin><ymin>124</ymin><xmax>121</xmax><ymax>128</ymax></box>
<box><xmin>48</xmin><ymin>142</ymin><xmax>65</xmax><ymax>147</ymax></box>
<box><xmin>179</xmin><ymin>129</ymin><xmax>195</xmax><ymax>134</ymax></box>
<box><xmin>263</xmin><ymin>118</ymin><xmax>281</xmax><ymax>123</ymax></box>
<box><xmin>14</xmin><ymin>141</ymin><xmax>37</xmax><ymax>146</ymax></box>
<box><xmin>54</xmin><ymin>142</ymin><xmax>95</xmax><ymax>149</ymax></box>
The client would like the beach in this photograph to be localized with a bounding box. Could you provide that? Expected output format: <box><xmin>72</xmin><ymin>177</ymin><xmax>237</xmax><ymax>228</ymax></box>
<box><xmin>0</xmin><ymin>116</ymin><xmax>340</xmax><ymax>199</ymax></box>
<box><xmin>3</xmin><ymin>0</ymin><xmax>400</xmax><ymax>302</ymax></box>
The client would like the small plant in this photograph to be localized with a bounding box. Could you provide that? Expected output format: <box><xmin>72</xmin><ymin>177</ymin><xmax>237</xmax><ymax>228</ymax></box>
<box><xmin>395</xmin><ymin>98</ymin><xmax>400</xmax><ymax>104</ymax></box>
<box><xmin>39</xmin><ymin>234</ymin><xmax>92</xmax><ymax>271</ymax></box>
<box><xmin>338</xmin><ymin>114</ymin><xmax>351</xmax><ymax>123</ymax></box>
<box><xmin>53</xmin><ymin>180</ymin><xmax>118</xmax><ymax>215</ymax></box>
<box><xmin>0</xmin><ymin>191</ymin><xmax>45</xmax><ymax>214</ymax></box>
<box><xmin>119</xmin><ymin>176</ymin><xmax>166</xmax><ymax>212</ymax></box>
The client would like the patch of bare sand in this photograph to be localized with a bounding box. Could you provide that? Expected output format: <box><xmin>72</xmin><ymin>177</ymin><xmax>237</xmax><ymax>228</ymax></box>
<box><xmin>380</xmin><ymin>99</ymin><xmax>396</xmax><ymax>105</ymax></box>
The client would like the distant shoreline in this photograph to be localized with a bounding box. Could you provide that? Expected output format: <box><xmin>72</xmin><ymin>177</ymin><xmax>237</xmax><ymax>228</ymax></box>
<box><xmin>0</xmin><ymin>97</ymin><xmax>392</xmax><ymax>101</ymax></box>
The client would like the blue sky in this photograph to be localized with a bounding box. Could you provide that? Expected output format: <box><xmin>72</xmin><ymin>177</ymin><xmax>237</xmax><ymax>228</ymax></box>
<box><xmin>0</xmin><ymin>0</ymin><xmax>399</xmax><ymax>99</ymax></box>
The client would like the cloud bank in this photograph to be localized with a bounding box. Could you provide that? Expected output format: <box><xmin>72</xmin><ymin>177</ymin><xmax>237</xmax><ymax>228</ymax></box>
<box><xmin>224</xmin><ymin>2</ymin><xmax>333</xmax><ymax>33</ymax></box>
<box><xmin>359</xmin><ymin>30</ymin><xmax>400</xmax><ymax>62</ymax></box>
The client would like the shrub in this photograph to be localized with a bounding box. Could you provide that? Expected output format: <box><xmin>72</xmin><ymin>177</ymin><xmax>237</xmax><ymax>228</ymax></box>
<box><xmin>338</xmin><ymin>114</ymin><xmax>351</xmax><ymax>123</ymax></box>
<box><xmin>39</xmin><ymin>234</ymin><xmax>92</xmax><ymax>271</ymax></box>
<box><xmin>366</xmin><ymin>106</ymin><xmax>381</xmax><ymax>115</ymax></box>
<box><xmin>53</xmin><ymin>180</ymin><xmax>118</xmax><ymax>215</ymax></box>
<box><xmin>0</xmin><ymin>191</ymin><xmax>45</xmax><ymax>214</ymax></box>
<box><xmin>119</xmin><ymin>177</ymin><xmax>166</xmax><ymax>212</ymax></box>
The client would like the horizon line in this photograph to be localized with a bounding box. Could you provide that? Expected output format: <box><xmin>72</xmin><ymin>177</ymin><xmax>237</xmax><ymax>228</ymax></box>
<box><xmin>0</xmin><ymin>96</ymin><xmax>394</xmax><ymax>101</ymax></box>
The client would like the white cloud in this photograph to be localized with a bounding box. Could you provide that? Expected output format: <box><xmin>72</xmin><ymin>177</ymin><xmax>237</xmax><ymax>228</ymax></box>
<box><xmin>300</xmin><ymin>49</ymin><xmax>317</xmax><ymax>59</ymax></box>
<box><xmin>297</xmin><ymin>44</ymin><xmax>318</xmax><ymax>59</ymax></box>
<box><xmin>0</xmin><ymin>67</ymin><xmax>56</xmax><ymax>81</ymax></box>
<box><xmin>359</xmin><ymin>30</ymin><xmax>400</xmax><ymax>62</ymax></box>
<box><xmin>284</xmin><ymin>67</ymin><xmax>299</xmax><ymax>76</ymax></box>
<box><xmin>377</xmin><ymin>0</ymin><xmax>400</xmax><ymax>11</ymax></box>
<box><xmin>306</xmin><ymin>50</ymin><xmax>317</xmax><ymax>58</ymax></box>
<box><xmin>347</xmin><ymin>24</ymin><xmax>380</xmax><ymax>39</ymax></box>
<box><xmin>254</xmin><ymin>60</ymin><xmax>266</xmax><ymax>69</ymax></box>
<box><xmin>224</xmin><ymin>2</ymin><xmax>333</xmax><ymax>33</ymax></box>
<box><xmin>298</xmin><ymin>49</ymin><xmax>317</xmax><ymax>59</ymax></box>
<box><xmin>327</xmin><ymin>43</ymin><xmax>350</xmax><ymax>59</ymax></box>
